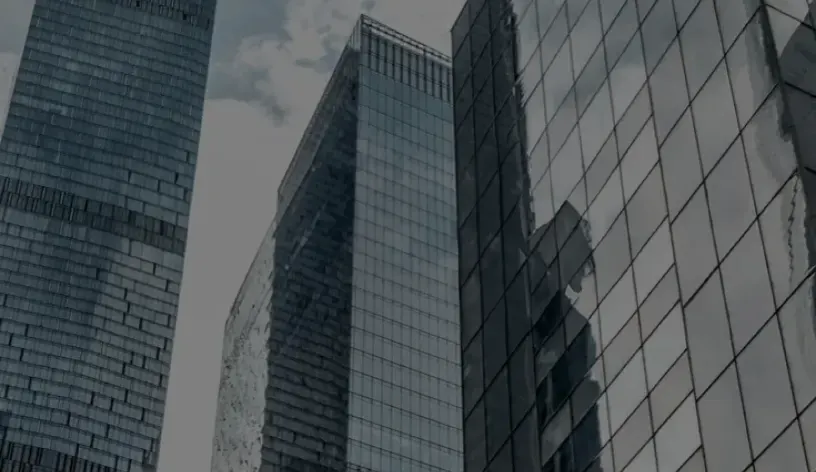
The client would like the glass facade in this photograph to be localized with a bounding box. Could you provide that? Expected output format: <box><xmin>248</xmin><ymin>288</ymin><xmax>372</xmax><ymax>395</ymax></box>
<box><xmin>453</xmin><ymin>0</ymin><xmax>816</xmax><ymax>471</ymax></box>
<box><xmin>211</xmin><ymin>15</ymin><xmax>463</xmax><ymax>472</ymax></box>
<box><xmin>0</xmin><ymin>1</ymin><xmax>215</xmax><ymax>471</ymax></box>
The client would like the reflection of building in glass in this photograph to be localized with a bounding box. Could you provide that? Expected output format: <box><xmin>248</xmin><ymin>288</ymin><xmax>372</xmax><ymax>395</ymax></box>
<box><xmin>454</xmin><ymin>0</ymin><xmax>816</xmax><ymax>471</ymax></box>
<box><xmin>0</xmin><ymin>1</ymin><xmax>215</xmax><ymax>471</ymax></box>
<box><xmin>211</xmin><ymin>15</ymin><xmax>463</xmax><ymax>472</ymax></box>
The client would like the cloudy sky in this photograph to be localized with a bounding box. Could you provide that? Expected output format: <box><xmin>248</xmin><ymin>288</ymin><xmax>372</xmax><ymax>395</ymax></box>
<box><xmin>0</xmin><ymin>0</ymin><xmax>460</xmax><ymax>470</ymax></box>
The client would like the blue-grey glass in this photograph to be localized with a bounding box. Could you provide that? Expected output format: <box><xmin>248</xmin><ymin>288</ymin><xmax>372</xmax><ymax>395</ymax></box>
<box><xmin>0</xmin><ymin>1</ymin><xmax>215</xmax><ymax>471</ymax></box>
<box><xmin>453</xmin><ymin>0</ymin><xmax>816</xmax><ymax>471</ymax></box>
<box><xmin>210</xmin><ymin>15</ymin><xmax>462</xmax><ymax>472</ymax></box>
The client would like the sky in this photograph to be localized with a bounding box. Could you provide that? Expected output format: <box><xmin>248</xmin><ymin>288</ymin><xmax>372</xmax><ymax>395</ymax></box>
<box><xmin>0</xmin><ymin>0</ymin><xmax>462</xmax><ymax>471</ymax></box>
<box><xmin>0</xmin><ymin>0</ymin><xmax>815</xmax><ymax>471</ymax></box>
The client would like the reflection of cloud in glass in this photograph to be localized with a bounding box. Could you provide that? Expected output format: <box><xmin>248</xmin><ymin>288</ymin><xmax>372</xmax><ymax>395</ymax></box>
<box><xmin>528</xmin><ymin>201</ymin><xmax>604</xmax><ymax>471</ymax></box>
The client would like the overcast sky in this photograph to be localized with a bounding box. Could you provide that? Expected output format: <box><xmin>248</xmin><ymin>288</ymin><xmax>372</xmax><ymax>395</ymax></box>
<box><xmin>0</xmin><ymin>0</ymin><xmax>461</xmax><ymax>471</ymax></box>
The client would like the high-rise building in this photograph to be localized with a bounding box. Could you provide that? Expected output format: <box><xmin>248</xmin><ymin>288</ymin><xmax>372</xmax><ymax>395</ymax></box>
<box><xmin>211</xmin><ymin>15</ymin><xmax>463</xmax><ymax>472</ymax></box>
<box><xmin>453</xmin><ymin>0</ymin><xmax>816</xmax><ymax>471</ymax></box>
<box><xmin>0</xmin><ymin>1</ymin><xmax>216</xmax><ymax>471</ymax></box>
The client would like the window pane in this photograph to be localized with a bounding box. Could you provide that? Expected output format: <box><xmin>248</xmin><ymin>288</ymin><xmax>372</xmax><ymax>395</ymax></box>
<box><xmin>697</xmin><ymin>365</ymin><xmax>751</xmax><ymax>472</ymax></box>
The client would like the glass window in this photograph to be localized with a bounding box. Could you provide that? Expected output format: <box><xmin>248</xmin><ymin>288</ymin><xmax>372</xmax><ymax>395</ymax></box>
<box><xmin>684</xmin><ymin>269</ymin><xmax>733</xmax><ymax>392</ymax></box>
<box><xmin>626</xmin><ymin>164</ymin><xmax>667</xmax><ymax>256</ymax></box>
<box><xmin>650</xmin><ymin>40</ymin><xmax>689</xmax><ymax>142</ymax></box>
<box><xmin>483</xmin><ymin>300</ymin><xmax>508</xmax><ymax>384</ymax></box>
<box><xmin>463</xmin><ymin>331</ymin><xmax>484</xmax><ymax>415</ymax></box>
<box><xmin>654</xmin><ymin>395</ymin><xmax>701</xmax><ymax>472</ymax></box>
<box><xmin>679</xmin><ymin>0</ymin><xmax>722</xmax><ymax>96</ymax></box>
<box><xmin>620</xmin><ymin>119</ymin><xmax>658</xmax><ymax>201</ymax></box>
<box><xmin>461</xmin><ymin>271</ymin><xmax>482</xmax><ymax>345</ymax></box>
<box><xmin>737</xmin><ymin>318</ymin><xmax>797</xmax><ymax>453</ymax></box>
<box><xmin>525</xmin><ymin>81</ymin><xmax>548</xmax><ymax>156</ymax></box>
<box><xmin>458</xmin><ymin>160</ymin><xmax>478</xmax><ymax>224</ymax></box>
<box><xmin>516</xmin><ymin>0</ymin><xmax>541</xmax><ymax>67</ymax></box>
<box><xmin>607</xmin><ymin>349</ymin><xmax>646</xmax><ymax>432</ymax></box>
<box><xmin>465</xmin><ymin>400</ymin><xmax>487</xmax><ymax>471</ymax></box>
<box><xmin>532</xmin><ymin>171</ymin><xmax>555</xmax><ymax>228</ymax></box>
<box><xmin>481</xmin><ymin>234</ymin><xmax>505</xmax><ymax>314</ymax></box>
<box><xmin>487</xmin><ymin>438</ymin><xmax>513</xmax><ymax>472</ymax></box>
<box><xmin>760</xmin><ymin>171</ymin><xmax>809</xmax><ymax>303</ymax></box>
<box><xmin>484</xmin><ymin>368</ymin><xmax>511</xmax><ymax>460</ymax></box>
<box><xmin>479</xmin><ymin>179</ymin><xmax>502</xmax><ymax>255</ymax></box>
<box><xmin>571</xmin><ymin>0</ymin><xmax>603</xmax><ymax>74</ymax></box>
<box><xmin>609</xmin><ymin>33</ymin><xmax>646</xmax><ymax>121</ymax></box>
<box><xmin>754</xmin><ymin>422</ymin><xmax>809</xmax><ymax>472</ymax></box>
<box><xmin>778</xmin><ymin>273</ymin><xmax>816</xmax><ymax>412</ymax></box>
<box><xmin>697</xmin><ymin>364</ymin><xmax>752</xmax><ymax>472</ymax></box>
<box><xmin>671</xmin><ymin>187</ymin><xmax>716</xmax><ymax>300</ymax></box>
<box><xmin>705</xmin><ymin>138</ymin><xmax>756</xmax><ymax>257</ymax></box>
<box><xmin>548</xmin><ymin>96</ymin><xmax>578</xmax><ymax>159</ymax></box>
<box><xmin>660</xmin><ymin>110</ymin><xmax>702</xmax><ymax>219</ymax></box>
<box><xmin>592</xmin><ymin>214</ymin><xmax>631</xmax><ymax>303</ymax></box>
<box><xmin>585</xmin><ymin>133</ymin><xmax>618</xmax><ymax>204</ymax></box>
<box><xmin>691</xmin><ymin>61</ymin><xmax>739</xmax><ymax>174</ymax></box>
<box><xmin>477</xmin><ymin>129</ymin><xmax>499</xmax><ymax>194</ymax></box>
<box><xmin>776</xmin><ymin>7</ymin><xmax>816</xmax><ymax>97</ymax></box>
<box><xmin>678</xmin><ymin>449</ymin><xmax>706</xmax><ymax>472</ymax></box>
<box><xmin>612</xmin><ymin>399</ymin><xmax>652</xmax><ymax>469</ymax></box>
<box><xmin>600</xmin><ymin>0</ymin><xmax>627</xmax><ymax>31</ymax></box>
<box><xmin>539</xmin><ymin>4</ymin><xmax>569</xmax><ymax>70</ymax></box>
<box><xmin>574</xmin><ymin>44</ymin><xmax>607</xmax><ymax>115</ymax></box>
<box><xmin>544</xmin><ymin>41</ymin><xmax>574</xmax><ymax>122</ymax></box>
<box><xmin>741</xmin><ymin>90</ymin><xmax>796</xmax><ymax>211</ymax></box>
<box><xmin>641</xmin><ymin>0</ymin><xmax>677</xmax><ymax>73</ymax></box>
<box><xmin>783</xmin><ymin>86</ymin><xmax>816</xmax><ymax>172</ymax></box>
<box><xmin>643</xmin><ymin>304</ymin><xmax>686</xmax><ymax>389</ymax></box>
<box><xmin>614</xmin><ymin>85</ymin><xmax>651</xmax><ymax>158</ymax></box>
<box><xmin>579</xmin><ymin>82</ymin><xmax>614</xmax><ymax>164</ymax></box>
<box><xmin>720</xmin><ymin>224</ymin><xmax>775</xmax><ymax>351</ymax></box>
<box><xmin>501</xmin><ymin>145</ymin><xmax>526</xmax><ymax>221</ymax></box>
<box><xmin>508</xmin><ymin>336</ymin><xmax>535</xmax><ymax>428</ymax></box>
<box><xmin>506</xmin><ymin>273</ymin><xmax>532</xmax><ymax>352</ymax></box>
<box><xmin>513</xmin><ymin>409</ymin><xmax>541</xmax><ymax>470</ymax></box>
<box><xmin>624</xmin><ymin>440</ymin><xmax>657</xmax><ymax>472</ymax></box>
<box><xmin>649</xmin><ymin>353</ymin><xmax>693</xmax><ymax>430</ymax></box>
<box><xmin>638</xmin><ymin>267</ymin><xmax>679</xmax><ymax>338</ymax></box>
<box><xmin>550</xmin><ymin>130</ymin><xmax>584</xmax><ymax>210</ymax></box>
<box><xmin>604</xmin><ymin>0</ymin><xmax>638</xmax><ymax>70</ymax></box>
<box><xmin>726</xmin><ymin>13</ymin><xmax>776</xmax><ymax>127</ymax></box>
<box><xmin>503</xmin><ymin>208</ymin><xmax>528</xmax><ymax>283</ymax></box>
<box><xmin>602</xmin><ymin>313</ymin><xmax>640</xmax><ymax>384</ymax></box>
<box><xmin>460</xmin><ymin>208</ymin><xmax>480</xmax><ymax>279</ymax></box>
<box><xmin>586</xmin><ymin>167</ymin><xmax>624</xmax><ymax>246</ymax></box>
<box><xmin>800</xmin><ymin>400</ymin><xmax>816</xmax><ymax>470</ymax></box>
<box><xmin>633</xmin><ymin>222</ymin><xmax>674</xmax><ymax>313</ymax></box>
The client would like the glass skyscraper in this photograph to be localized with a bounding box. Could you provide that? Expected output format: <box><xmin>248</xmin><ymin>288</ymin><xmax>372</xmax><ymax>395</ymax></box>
<box><xmin>211</xmin><ymin>14</ymin><xmax>463</xmax><ymax>472</ymax></box>
<box><xmin>0</xmin><ymin>1</ymin><xmax>215</xmax><ymax>471</ymax></box>
<box><xmin>454</xmin><ymin>0</ymin><xmax>816</xmax><ymax>471</ymax></box>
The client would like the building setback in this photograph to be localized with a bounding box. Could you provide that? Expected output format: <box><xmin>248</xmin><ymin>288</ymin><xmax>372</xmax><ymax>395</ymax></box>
<box><xmin>0</xmin><ymin>1</ymin><xmax>216</xmax><ymax>471</ymax></box>
<box><xmin>211</xmin><ymin>15</ymin><xmax>463</xmax><ymax>472</ymax></box>
<box><xmin>453</xmin><ymin>0</ymin><xmax>816</xmax><ymax>471</ymax></box>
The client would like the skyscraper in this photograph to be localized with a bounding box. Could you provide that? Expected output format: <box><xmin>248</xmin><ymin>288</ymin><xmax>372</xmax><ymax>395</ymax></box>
<box><xmin>211</xmin><ymin>15</ymin><xmax>463</xmax><ymax>472</ymax></box>
<box><xmin>0</xmin><ymin>1</ymin><xmax>215</xmax><ymax>471</ymax></box>
<box><xmin>453</xmin><ymin>0</ymin><xmax>816</xmax><ymax>471</ymax></box>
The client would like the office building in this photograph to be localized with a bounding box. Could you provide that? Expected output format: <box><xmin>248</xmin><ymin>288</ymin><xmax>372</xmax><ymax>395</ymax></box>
<box><xmin>211</xmin><ymin>15</ymin><xmax>463</xmax><ymax>472</ymax></box>
<box><xmin>0</xmin><ymin>1</ymin><xmax>216</xmax><ymax>470</ymax></box>
<box><xmin>453</xmin><ymin>0</ymin><xmax>816</xmax><ymax>470</ymax></box>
